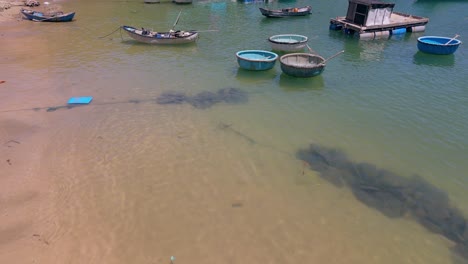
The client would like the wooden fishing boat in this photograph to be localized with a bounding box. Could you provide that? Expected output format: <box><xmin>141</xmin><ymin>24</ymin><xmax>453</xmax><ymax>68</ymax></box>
<box><xmin>280</xmin><ymin>53</ymin><xmax>325</xmax><ymax>77</ymax></box>
<box><xmin>21</xmin><ymin>8</ymin><xmax>75</xmax><ymax>22</ymax></box>
<box><xmin>236</xmin><ymin>50</ymin><xmax>278</xmax><ymax>71</ymax></box>
<box><xmin>417</xmin><ymin>36</ymin><xmax>461</xmax><ymax>55</ymax></box>
<box><xmin>268</xmin><ymin>34</ymin><xmax>308</xmax><ymax>52</ymax></box>
<box><xmin>122</xmin><ymin>26</ymin><xmax>199</xmax><ymax>45</ymax></box>
<box><xmin>259</xmin><ymin>6</ymin><xmax>311</xmax><ymax>18</ymax></box>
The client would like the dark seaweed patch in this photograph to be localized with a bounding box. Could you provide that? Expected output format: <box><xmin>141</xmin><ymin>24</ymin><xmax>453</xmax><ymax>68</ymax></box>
<box><xmin>156</xmin><ymin>88</ymin><xmax>248</xmax><ymax>109</ymax></box>
<box><xmin>187</xmin><ymin>91</ymin><xmax>221</xmax><ymax>109</ymax></box>
<box><xmin>217</xmin><ymin>87</ymin><xmax>248</xmax><ymax>104</ymax></box>
<box><xmin>156</xmin><ymin>92</ymin><xmax>187</xmax><ymax>105</ymax></box>
<box><xmin>296</xmin><ymin>144</ymin><xmax>468</xmax><ymax>259</ymax></box>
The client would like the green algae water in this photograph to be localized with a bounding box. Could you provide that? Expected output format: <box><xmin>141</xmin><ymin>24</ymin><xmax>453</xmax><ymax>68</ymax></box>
<box><xmin>1</xmin><ymin>0</ymin><xmax>467</xmax><ymax>263</ymax></box>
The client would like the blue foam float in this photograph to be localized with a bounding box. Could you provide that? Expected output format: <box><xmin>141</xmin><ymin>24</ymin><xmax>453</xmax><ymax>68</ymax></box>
<box><xmin>67</xmin><ymin>96</ymin><xmax>93</xmax><ymax>104</ymax></box>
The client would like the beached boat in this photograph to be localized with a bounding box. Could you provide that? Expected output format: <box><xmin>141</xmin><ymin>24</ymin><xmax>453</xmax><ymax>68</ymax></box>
<box><xmin>122</xmin><ymin>26</ymin><xmax>199</xmax><ymax>45</ymax></box>
<box><xmin>236</xmin><ymin>50</ymin><xmax>278</xmax><ymax>71</ymax></box>
<box><xmin>259</xmin><ymin>6</ymin><xmax>311</xmax><ymax>18</ymax></box>
<box><xmin>268</xmin><ymin>34</ymin><xmax>308</xmax><ymax>52</ymax></box>
<box><xmin>20</xmin><ymin>8</ymin><xmax>75</xmax><ymax>22</ymax></box>
<box><xmin>417</xmin><ymin>36</ymin><xmax>461</xmax><ymax>55</ymax></box>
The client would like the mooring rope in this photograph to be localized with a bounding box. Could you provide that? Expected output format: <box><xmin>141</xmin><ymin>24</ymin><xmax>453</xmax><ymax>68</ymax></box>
<box><xmin>98</xmin><ymin>26</ymin><xmax>122</xmax><ymax>39</ymax></box>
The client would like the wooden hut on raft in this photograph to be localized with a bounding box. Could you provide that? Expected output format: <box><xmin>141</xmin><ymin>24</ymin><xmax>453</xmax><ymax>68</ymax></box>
<box><xmin>329</xmin><ymin>0</ymin><xmax>429</xmax><ymax>39</ymax></box>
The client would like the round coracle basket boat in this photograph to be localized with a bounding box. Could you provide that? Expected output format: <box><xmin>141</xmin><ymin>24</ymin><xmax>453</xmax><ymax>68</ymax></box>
<box><xmin>268</xmin><ymin>34</ymin><xmax>308</xmax><ymax>52</ymax></box>
<box><xmin>236</xmin><ymin>50</ymin><xmax>278</xmax><ymax>71</ymax></box>
<box><xmin>280</xmin><ymin>53</ymin><xmax>325</xmax><ymax>78</ymax></box>
<box><xmin>417</xmin><ymin>36</ymin><xmax>462</xmax><ymax>55</ymax></box>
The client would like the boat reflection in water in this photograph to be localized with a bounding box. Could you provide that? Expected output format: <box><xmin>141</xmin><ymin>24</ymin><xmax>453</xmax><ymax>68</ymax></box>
<box><xmin>413</xmin><ymin>51</ymin><xmax>455</xmax><ymax>67</ymax></box>
<box><xmin>279</xmin><ymin>73</ymin><xmax>324</xmax><ymax>91</ymax></box>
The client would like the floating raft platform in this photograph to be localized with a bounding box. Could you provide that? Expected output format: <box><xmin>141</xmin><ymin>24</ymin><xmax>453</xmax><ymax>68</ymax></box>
<box><xmin>329</xmin><ymin>0</ymin><xmax>429</xmax><ymax>39</ymax></box>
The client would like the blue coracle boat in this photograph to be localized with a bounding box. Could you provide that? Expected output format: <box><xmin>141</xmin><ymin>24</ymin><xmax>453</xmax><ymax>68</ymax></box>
<box><xmin>236</xmin><ymin>50</ymin><xmax>278</xmax><ymax>71</ymax></box>
<box><xmin>21</xmin><ymin>8</ymin><xmax>75</xmax><ymax>22</ymax></box>
<box><xmin>417</xmin><ymin>36</ymin><xmax>461</xmax><ymax>55</ymax></box>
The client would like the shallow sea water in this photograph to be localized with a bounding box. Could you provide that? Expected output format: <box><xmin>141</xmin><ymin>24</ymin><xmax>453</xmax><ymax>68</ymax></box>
<box><xmin>1</xmin><ymin>0</ymin><xmax>468</xmax><ymax>263</ymax></box>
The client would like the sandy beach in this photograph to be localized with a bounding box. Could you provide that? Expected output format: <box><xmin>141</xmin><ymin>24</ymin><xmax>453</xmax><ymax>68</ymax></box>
<box><xmin>1</xmin><ymin>3</ymin><xmax>52</xmax><ymax>263</ymax></box>
<box><xmin>0</xmin><ymin>1</ymin><xmax>24</xmax><ymax>23</ymax></box>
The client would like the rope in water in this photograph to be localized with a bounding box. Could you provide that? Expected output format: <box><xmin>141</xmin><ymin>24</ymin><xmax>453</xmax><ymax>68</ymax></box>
<box><xmin>98</xmin><ymin>26</ymin><xmax>122</xmax><ymax>39</ymax></box>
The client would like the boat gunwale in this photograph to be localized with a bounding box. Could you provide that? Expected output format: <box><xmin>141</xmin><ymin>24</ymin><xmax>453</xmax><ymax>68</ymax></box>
<box><xmin>236</xmin><ymin>50</ymin><xmax>279</xmax><ymax>62</ymax></box>
<box><xmin>268</xmin><ymin>34</ymin><xmax>308</xmax><ymax>45</ymax></box>
<box><xmin>280</xmin><ymin>53</ymin><xmax>326</xmax><ymax>68</ymax></box>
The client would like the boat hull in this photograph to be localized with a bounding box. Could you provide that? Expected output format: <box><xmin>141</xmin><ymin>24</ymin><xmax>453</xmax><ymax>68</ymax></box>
<box><xmin>236</xmin><ymin>50</ymin><xmax>278</xmax><ymax>71</ymax></box>
<box><xmin>259</xmin><ymin>6</ymin><xmax>311</xmax><ymax>18</ymax></box>
<box><xmin>21</xmin><ymin>9</ymin><xmax>75</xmax><ymax>22</ymax></box>
<box><xmin>268</xmin><ymin>34</ymin><xmax>308</xmax><ymax>52</ymax></box>
<box><xmin>280</xmin><ymin>53</ymin><xmax>325</xmax><ymax>77</ymax></box>
<box><xmin>122</xmin><ymin>26</ymin><xmax>199</xmax><ymax>45</ymax></box>
<box><xmin>417</xmin><ymin>36</ymin><xmax>461</xmax><ymax>55</ymax></box>
<box><xmin>173</xmin><ymin>0</ymin><xmax>192</xmax><ymax>4</ymax></box>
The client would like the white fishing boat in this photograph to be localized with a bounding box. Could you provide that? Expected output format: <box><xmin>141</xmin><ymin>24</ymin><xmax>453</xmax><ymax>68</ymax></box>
<box><xmin>122</xmin><ymin>26</ymin><xmax>199</xmax><ymax>44</ymax></box>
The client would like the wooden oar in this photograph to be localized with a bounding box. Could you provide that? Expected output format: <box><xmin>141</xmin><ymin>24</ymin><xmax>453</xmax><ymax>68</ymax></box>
<box><xmin>306</xmin><ymin>44</ymin><xmax>318</xmax><ymax>55</ymax></box>
<box><xmin>444</xmin><ymin>34</ymin><xmax>459</xmax><ymax>45</ymax></box>
<box><xmin>318</xmin><ymin>50</ymin><xmax>344</xmax><ymax>66</ymax></box>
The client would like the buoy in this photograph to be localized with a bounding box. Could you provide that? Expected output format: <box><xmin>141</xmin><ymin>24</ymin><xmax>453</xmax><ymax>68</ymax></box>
<box><xmin>0</xmin><ymin>80</ymin><xmax>5</xmax><ymax>84</ymax></box>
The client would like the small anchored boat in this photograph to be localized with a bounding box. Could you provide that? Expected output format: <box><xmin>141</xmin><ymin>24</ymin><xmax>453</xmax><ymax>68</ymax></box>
<box><xmin>236</xmin><ymin>50</ymin><xmax>278</xmax><ymax>71</ymax></box>
<box><xmin>21</xmin><ymin>8</ymin><xmax>75</xmax><ymax>22</ymax></box>
<box><xmin>122</xmin><ymin>26</ymin><xmax>199</xmax><ymax>44</ymax></box>
<box><xmin>259</xmin><ymin>6</ymin><xmax>311</xmax><ymax>18</ymax></box>
<box><xmin>268</xmin><ymin>34</ymin><xmax>308</xmax><ymax>52</ymax></box>
<box><xmin>173</xmin><ymin>0</ymin><xmax>193</xmax><ymax>4</ymax></box>
<box><xmin>417</xmin><ymin>35</ymin><xmax>462</xmax><ymax>55</ymax></box>
<box><xmin>280</xmin><ymin>50</ymin><xmax>343</xmax><ymax>78</ymax></box>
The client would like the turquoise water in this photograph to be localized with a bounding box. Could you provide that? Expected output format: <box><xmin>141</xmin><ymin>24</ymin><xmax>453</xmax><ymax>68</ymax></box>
<box><xmin>1</xmin><ymin>0</ymin><xmax>468</xmax><ymax>263</ymax></box>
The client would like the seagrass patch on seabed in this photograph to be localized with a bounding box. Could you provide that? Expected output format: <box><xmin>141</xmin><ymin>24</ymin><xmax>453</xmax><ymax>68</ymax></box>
<box><xmin>296</xmin><ymin>144</ymin><xmax>468</xmax><ymax>260</ymax></box>
<box><xmin>156</xmin><ymin>87</ymin><xmax>248</xmax><ymax>109</ymax></box>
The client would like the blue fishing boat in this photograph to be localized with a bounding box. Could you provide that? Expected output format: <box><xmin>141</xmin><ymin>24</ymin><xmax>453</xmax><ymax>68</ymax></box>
<box><xmin>236</xmin><ymin>50</ymin><xmax>278</xmax><ymax>71</ymax></box>
<box><xmin>21</xmin><ymin>8</ymin><xmax>75</xmax><ymax>22</ymax></box>
<box><xmin>417</xmin><ymin>36</ymin><xmax>462</xmax><ymax>55</ymax></box>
